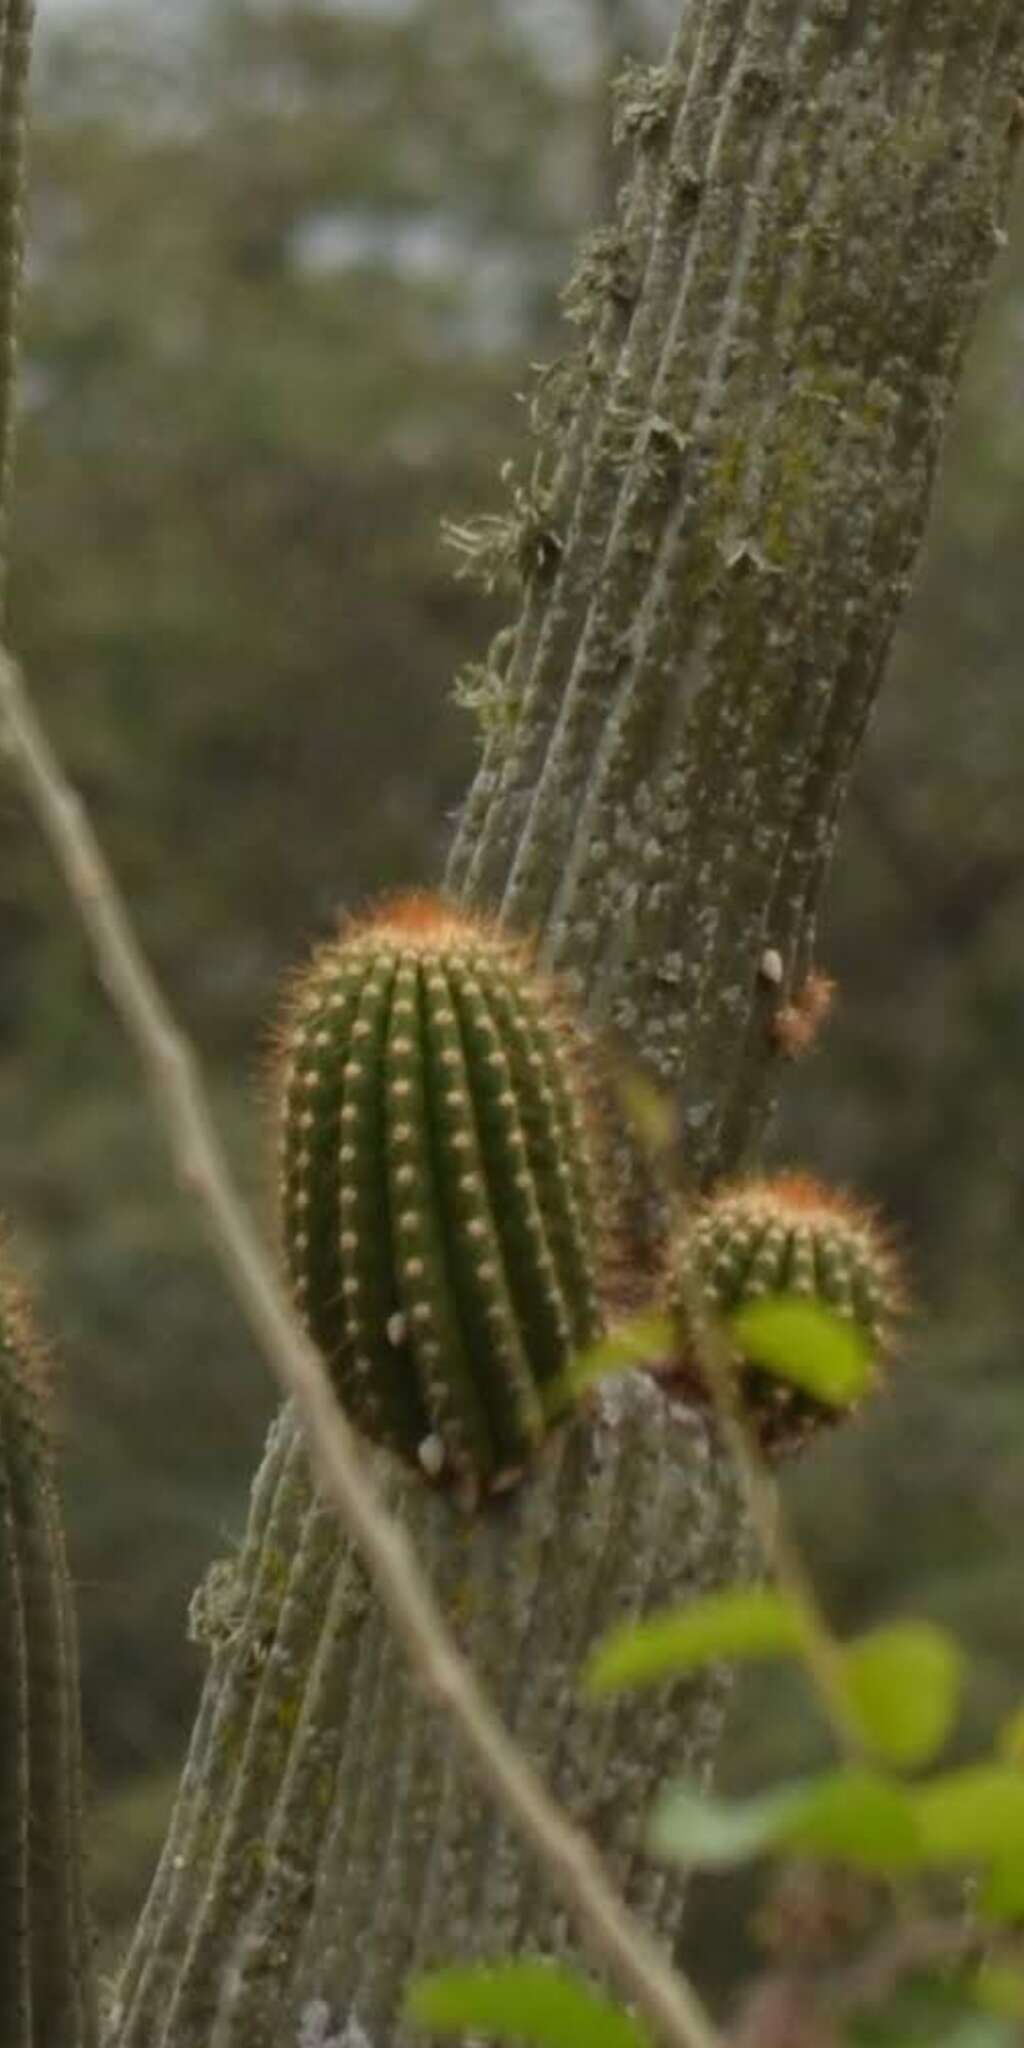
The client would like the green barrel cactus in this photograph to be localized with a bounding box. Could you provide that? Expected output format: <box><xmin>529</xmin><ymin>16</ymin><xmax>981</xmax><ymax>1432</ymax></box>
<box><xmin>0</xmin><ymin>1247</ymin><xmax>95</xmax><ymax>2048</ymax></box>
<box><xmin>666</xmin><ymin>1174</ymin><xmax>902</xmax><ymax>1451</ymax></box>
<box><xmin>276</xmin><ymin>894</ymin><xmax>604</xmax><ymax>1499</ymax></box>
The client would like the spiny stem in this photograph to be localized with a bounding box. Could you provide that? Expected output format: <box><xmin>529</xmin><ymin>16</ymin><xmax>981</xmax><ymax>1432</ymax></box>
<box><xmin>0</xmin><ymin>640</ymin><xmax>723</xmax><ymax>2048</ymax></box>
<box><xmin>0</xmin><ymin>1</ymin><xmax>34</xmax><ymax>626</ymax></box>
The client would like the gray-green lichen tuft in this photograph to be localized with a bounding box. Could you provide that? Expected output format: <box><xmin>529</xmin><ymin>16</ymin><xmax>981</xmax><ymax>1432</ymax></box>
<box><xmin>451</xmin><ymin>624</ymin><xmax>519</xmax><ymax>745</ymax></box>
<box><xmin>561</xmin><ymin>225</ymin><xmax>638</xmax><ymax>329</ymax></box>
<box><xmin>442</xmin><ymin>457</ymin><xmax>561</xmax><ymax>596</ymax></box>
<box><xmin>611</xmin><ymin>60</ymin><xmax>675</xmax><ymax>148</ymax></box>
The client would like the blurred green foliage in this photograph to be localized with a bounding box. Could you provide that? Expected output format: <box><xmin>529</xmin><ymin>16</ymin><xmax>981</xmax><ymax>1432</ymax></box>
<box><xmin>1</xmin><ymin>0</ymin><xmax>1021</xmax><ymax>2003</ymax></box>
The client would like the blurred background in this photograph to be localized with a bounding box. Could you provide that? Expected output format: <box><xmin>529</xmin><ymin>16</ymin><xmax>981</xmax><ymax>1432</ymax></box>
<box><xmin>2</xmin><ymin>0</ymin><xmax>1022</xmax><ymax>2009</ymax></box>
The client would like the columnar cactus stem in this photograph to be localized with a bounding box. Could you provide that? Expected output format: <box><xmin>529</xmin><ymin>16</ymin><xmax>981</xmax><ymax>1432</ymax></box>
<box><xmin>111</xmin><ymin>1379</ymin><xmax>746</xmax><ymax>2048</ymax></box>
<box><xmin>447</xmin><ymin>0</ymin><xmax>1024</xmax><ymax>1183</ymax></box>
<box><xmin>0</xmin><ymin>0</ymin><xmax>34</xmax><ymax>625</ymax></box>
<box><xmin>99</xmin><ymin>13</ymin><xmax>1023</xmax><ymax>2047</ymax></box>
<box><xmin>0</xmin><ymin>1406</ymin><xmax>32</xmax><ymax>2047</ymax></box>
<box><xmin>0</xmin><ymin>5</ymin><xmax>1014</xmax><ymax>2048</ymax></box>
<box><xmin>0</xmin><ymin>1252</ymin><xmax>96</xmax><ymax>2048</ymax></box>
<box><xmin>276</xmin><ymin>897</ymin><xmax>604</xmax><ymax>1497</ymax></box>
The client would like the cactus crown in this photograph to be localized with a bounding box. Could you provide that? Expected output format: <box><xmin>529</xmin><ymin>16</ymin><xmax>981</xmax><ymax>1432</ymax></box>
<box><xmin>276</xmin><ymin>895</ymin><xmax>604</xmax><ymax>1500</ymax></box>
<box><xmin>666</xmin><ymin>1173</ymin><xmax>903</xmax><ymax>1450</ymax></box>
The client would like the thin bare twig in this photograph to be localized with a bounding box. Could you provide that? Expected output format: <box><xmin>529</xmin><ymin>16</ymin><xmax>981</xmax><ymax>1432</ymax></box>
<box><xmin>0</xmin><ymin>642</ymin><xmax>723</xmax><ymax>2048</ymax></box>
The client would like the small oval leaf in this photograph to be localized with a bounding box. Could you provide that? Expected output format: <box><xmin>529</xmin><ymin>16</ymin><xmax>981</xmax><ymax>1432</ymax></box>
<box><xmin>649</xmin><ymin>1781</ymin><xmax>807</xmax><ymax>1868</ymax></box>
<box><xmin>405</xmin><ymin>1963</ymin><xmax>651</xmax><ymax>2048</ymax></box>
<box><xmin>651</xmin><ymin>1770</ymin><xmax>923</xmax><ymax>1874</ymax></box>
<box><xmin>998</xmin><ymin>1705</ymin><xmax>1024</xmax><ymax>1767</ymax></box>
<box><xmin>585</xmin><ymin>1587</ymin><xmax>808</xmax><ymax>1696</ymax></box>
<box><xmin>915</xmin><ymin>2018</ymin><xmax>1019</xmax><ymax>2048</ymax></box>
<box><xmin>779</xmin><ymin>1768</ymin><xmax>924</xmax><ymax>1871</ymax></box>
<box><xmin>552</xmin><ymin>1313</ymin><xmax>675</xmax><ymax>1408</ymax></box>
<box><xmin>913</xmin><ymin>1766</ymin><xmax>1024</xmax><ymax>1867</ymax></box>
<box><xmin>974</xmin><ymin>1964</ymin><xmax>1024</xmax><ymax>2021</ymax></box>
<box><xmin>978</xmin><ymin>1857</ymin><xmax>1024</xmax><ymax>1924</ymax></box>
<box><xmin>841</xmin><ymin>1622</ymin><xmax>964</xmax><ymax>1769</ymax></box>
<box><xmin>616</xmin><ymin>1069</ymin><xmax>677</xmax><ymax>1163</ymax></box>
<box><xmin>728</xmin><ymin>1294</ymin><xmax>874</xmax><ymax>1407</ymax></box>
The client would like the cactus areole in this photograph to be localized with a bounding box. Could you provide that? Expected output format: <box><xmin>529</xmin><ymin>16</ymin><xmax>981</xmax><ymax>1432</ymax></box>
<box><xmin>277</xmin><ymin>896</ymin><xmax>604</xmax><ymax>1500</ymax></box>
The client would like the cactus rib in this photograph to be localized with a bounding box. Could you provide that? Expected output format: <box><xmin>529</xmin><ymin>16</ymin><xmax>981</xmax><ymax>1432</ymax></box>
<box><xmin>0</xmin><ymin>1249</ymin><xmax>96</xmax><ymax>2048</ymax></box>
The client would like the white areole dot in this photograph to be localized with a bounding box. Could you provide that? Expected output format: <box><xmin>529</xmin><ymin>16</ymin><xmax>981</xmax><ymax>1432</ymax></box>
<box><xmin>417</xmin><ymin>1434</ymin><xmax>445</xmax><ymax>1478</ymax></box>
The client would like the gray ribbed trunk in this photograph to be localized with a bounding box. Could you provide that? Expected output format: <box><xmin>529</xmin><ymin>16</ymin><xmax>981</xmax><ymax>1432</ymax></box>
<box><xmin>105</xmin><ymin>4</ymin><xmax>1021</xmax><ymax>2044</ymax></box>
<box><xmin>110</xmin><ymin>1383</ymin><xmax>744</xmax><ymax>2048</ymax></box>
<box><xmin>448</xmin><ymin>0</ymin><xmax>1023</xmax><ymax>1179</ymax></box>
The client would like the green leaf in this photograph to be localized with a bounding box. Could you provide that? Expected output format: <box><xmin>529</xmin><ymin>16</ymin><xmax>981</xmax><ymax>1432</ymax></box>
<box><xmin>649</xmin><ymin>1781</ymin><xmax>808</xmax><ymax>1867</ymax></box>
<box><xmin>887</xmin><ymin>2021</ymin><xmax>1018</xmax><ymax>2048</ymax></box>
<box><xmin>552</xmin><ymin>1312</ymin><xmax>675</xmax><ymax>1406</ymax></box>
<box><xmin>998</xmin><ymin>1705</ymin><xmax>1024</xmax><ymax>1767</ymax></box>
<box><xmin>974</xmin><ymin>1965</ymin><xmax>1024</xmax><ymax>2021</ymax></box>
<box><xmin>978</xmin><ymin>1857</ymin><xmax>1024</xmax><ymax>1924</ymax></box>
<box><xmin>651</xmin><ymin>1769</ymin><xmax>923</xmax><ymax>1874</ymax></box>
<box><xmin>727</xmin><ymin>1294</ymin><xmax>874</xmax><ymax>1406</ymax></box>
<box><xmin>778</xmin><ymin>1769</ymin><xmax>924</xmax><ymax>1870</ymax></box>
<box><xmin>841</xmin><ymin>1623</ymin><xmax>964</xmax><ymax>1768</ymax></box>
<box><xmin>844</xmin><ymin>1971</ymin><xmax>1019</xmax><ymax>2048</ymax></box>
<box><xmin>585</xmin><ymin>1586</ymin><xmax>808</xmax><ymax>1696</ymax></box>
<box><xmin>922</xmin><ymin>2021</ymin><xmax>1019</xmax><ymax>2048</ymax></box>
<box><xmin>849</xmin><ymin>2011</ymin><xmax>1015</xmax><ymax>2048</ymax></box>
<box><xmin>404</xmin><ymin>1963</ymin><xmax>651</xmax><ymax>2048</ymax></box>
<box><xmin>913</xmin><ymin>1766</ymin><xmax>1024</xmax><ymax>1867</ymax></box>
<box><xmin>615</xmin><ymin>1068</ymin><xmax>678</xmax><ymax>1164</ymax></box>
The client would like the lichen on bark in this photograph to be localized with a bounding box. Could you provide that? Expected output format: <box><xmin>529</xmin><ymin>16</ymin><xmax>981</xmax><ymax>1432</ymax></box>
<box><xmin>447</xmin><ymin>0</ymin><xmax>1024</xmax><ymax>1184</ymax></box>
<box><xmin>111</xmin><ymin>1384</ymin><xmax>745</xmax><ymax>2048</ymax></box>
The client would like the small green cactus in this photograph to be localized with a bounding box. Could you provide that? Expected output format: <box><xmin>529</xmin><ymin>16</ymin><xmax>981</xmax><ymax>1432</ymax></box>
<box><xmin>0</xmin><ymin>1247</ymin><xmax>95</xmax><ymax>2048</ymax></box>
<box><xmin>275</xmin><ymin>895</ymin><xmax>604</xmax><ymax>1498</ymax></box>
<box><xmin>666</xmin><ymin>1174</ymin><xmax>902</xmax><ymax>1450</ymax></box>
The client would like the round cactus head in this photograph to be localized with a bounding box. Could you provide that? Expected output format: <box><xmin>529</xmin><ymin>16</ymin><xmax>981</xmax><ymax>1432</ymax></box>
<box><xmin>275</xmin><ymin>895</ymin><xmax>604</xmax><ymax>1500</ymax></box>
<box><xmin>666</xmin><ymin>1173</ymin><xmax>903</xmax><ymax>1451</ymax></box>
